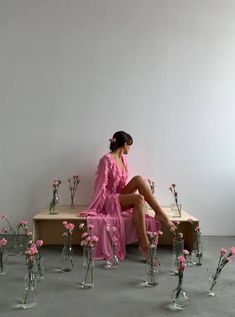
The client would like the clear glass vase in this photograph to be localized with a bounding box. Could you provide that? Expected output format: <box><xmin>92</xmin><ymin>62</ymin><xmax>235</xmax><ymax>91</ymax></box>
<box><xmin>191</xmin><ymin>232</ymin><xmax>203</xmax><ymax>266</ymax></box>
<box><xmin>0</xmin><ymin>249</ymin><xmax>8</xmax><ymax>275</ymax></box>
<box><xmin>105</xmin><ymin>243</ymin><xmax>119</xmax><ymax>269</ymax></box>
<box><xmin>35</xmin><ymin>253</ymin><xmax>45</xmax><ymax>281</ymax></box>
<box><xmin>172</xmin><ymin>237</ymin><xmax>184</xmax><ymax>275</ymax></box>
<box><xmin>49</xmin><ymin>191</ymin><xmax>59</xmax><ymax>214</ymax></box>
<box><xmin>144</xmin><ymin>244</ymin><xmax>158</xmax><ymax>287</ymax></box>
<box><xmin>207</xmin><ymin>268</ymin><xmax>221</xmax><ymax>296</ymax></box>
<box><xmin>21</xmin><ymin>267</ymin><xmax>37</xmax><ymax>309</ymax></box>
<box><xmin>61</xmin><ymin>234</ymin><xmax>73</xmax><ymax>272</ymax></box>
<box><xmin>8</xmin><ymin>235</ymin><xmax>23</xmax><ymax>256</ymax></box>
<box><xmin>170</xmin><ymin>276</ymin><xmax>189</xmax><ymax>311</ymax></box>
<box><xmin>171</xmin><ymin>203</ymin><xmax>182</xmax><ymax>218</ymax></box>
<box><xmin>81</xmin><ymin>246</ymin><xmax>95</xmax><ymax>288</ymax></box>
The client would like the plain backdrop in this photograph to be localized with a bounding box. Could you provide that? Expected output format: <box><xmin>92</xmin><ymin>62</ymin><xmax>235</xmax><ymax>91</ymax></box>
<box><xmin>1</xmin><ymin>0</ymin><xmax>235</xmax><ymax>235</ymax></box>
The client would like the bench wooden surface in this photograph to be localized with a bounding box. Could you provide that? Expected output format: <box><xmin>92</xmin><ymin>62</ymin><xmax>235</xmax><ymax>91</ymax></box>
<box><xmin>33</xmin><ymin>205</ymin><xmax>199</xmax><ymax>250</ymax></box>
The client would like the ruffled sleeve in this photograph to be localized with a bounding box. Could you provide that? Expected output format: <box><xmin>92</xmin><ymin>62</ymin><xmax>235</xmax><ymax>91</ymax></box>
<box><xmin>87</xmin><ymin>156</ymin><xmax>109</xmax><ymax>213</ymax></box>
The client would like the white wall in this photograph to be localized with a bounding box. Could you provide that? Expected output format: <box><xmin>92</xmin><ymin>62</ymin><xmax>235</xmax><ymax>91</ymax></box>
<box><xmin>1</xmin><ymin>0</ymin><xmax>235</xmax><ymax>235</ymax></box>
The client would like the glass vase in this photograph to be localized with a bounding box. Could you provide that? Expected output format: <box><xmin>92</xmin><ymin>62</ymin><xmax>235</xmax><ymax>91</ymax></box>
<box><xmin>171</xmin><ymin>203</ymin><xmax>182</xmax><ymax>218</ymax></box>
<box><xmin>21</xmin><ymin>267</ymin><xmax>37</xmax><ymax>309</ymax></box>
<box><xmin>81</xmin><ymin>246</ymin><xmax>95</xmax><ymax>288</ymax></box>
<box><xmin>170</xmin><ymin>276</ymin><xmax>189</xmax><ymax>310</ymax></box>
<box><xmin>49</xmin><ymin>191</ymin><xmax>59</xmax><ymax>214</ymax></box>
<box><xmin>144</xmin><ymin>244</ymin><xmax>158</xmax><ymax>287</ymax></box>
<box><xmin>207</xmin><ymin>268</ymin><xmax>222</xmax><ymax>296</ymax></box>
<box><xmin>61</xmin><ymin>234</ymin><xmax>73</xmax><ymax>272</ymax></box>
<box><xmin>70</xmin><ymin>195</ymin><xmax>75</xmax><ymax>209</ymax></box>
<box><xmin>0</xmin><ymin>249</ymin><xmax>8</xmax><ymax>276</ymax></box>
<box><xmin>191</xmin><ymin>232</ymin><xmax>203</xmax><ymax>266</ymax></box>
<box><xmin>35</xmin><ymin>253</ymin><xmax>45</xmax><ymax>281</ymax></box>
<box><xmin>105</xmin><ymin>243</ymin><xmax>119</xmax><ymax>269</ymax></box>
<box><xmin>8</xmin><ymin>235</ymin><xmax>23</xmax><ymax>256</ymax></box>
<box><xmin>172</xmin><ymin>237</ymin><xmax>184</xmax><ymax>275</ymax></box>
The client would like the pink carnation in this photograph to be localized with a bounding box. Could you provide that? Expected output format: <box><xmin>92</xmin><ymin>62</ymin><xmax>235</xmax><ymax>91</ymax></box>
<box><xmin>183</xmin><ymin>249</ymin><xmax>190</xmax><ymax>255</ymax></box>
<box><xmin>91</xmin><ymin>236</ymin><xmax>99</xmax><ymax>242</ymax></box>
<box><xmin>187</xmin><ymin>218</ymin><xmax>193</xmax><ymax>224</ymax></box>
<box><xmin>79</xmin><ymin>223</ymin><xmax>85</xmax><ymax>229</ymax></box>
<box><xmin>0</xmin><ymin>238</ymin><xmax>8</xmax><ymax>246</ymax></box>
<box><xmin>65</xmin><ymin>223</ymin><xmax>75</xmax><ymax>231</ymax></box>
<box><xmin>229</xmin><ymin>247</ymin><xmax>235</xmax><ymax>256</ymax></box>
<box><xmin>36</xmin><ymin>240</ymin><xmax>44</xmax><ymax>247</ymax></box>
<box><xmin>195</xmin><ymin>226</ymin><xmax>200</xmax><ymax>232</ymax></box>
<box><xmin>27</xmin><ymin>231</ymin><xmax>33</xmax><ymax>236</ymax></box>
<box><xmin>227</xmin><ymin>257</ymin><xmax>232</xmax><ymax>263</ymax></box>
<box><xmin>81</xmin><ymin>240</ymin><xmax>88</xmax><ymax>247</ymax></box>
<box><xmin>81</xmin><ymin>232</ymin><xmax>88</xmax><ymax>238</ymax></box>
<box><xmin>62</xmin><ymin>221</ymin><xmax>68</xmax><ymax>225</ymax></box>
<box><xmin>177</xmin><ymin>255</ymin><xmax>186</xmax><ymax>263</ymax></box>
<box><xmin>220</xmin><ymin>248</ymin><xmax>227</xmax><ymax>256</ymax></box>
<box><xmin>158</xmin><ymin>230</ymin><xmax>163</xmax><ymax>236</ymax></box>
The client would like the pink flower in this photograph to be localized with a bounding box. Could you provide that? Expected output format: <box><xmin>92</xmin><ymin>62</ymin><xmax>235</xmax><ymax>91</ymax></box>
<box><xmin>91</xmin><ymin>236</ymin><xmax>99</xmax><ymax>242</ymax></box>
<box><xmin>27</xmin><ymin>231</ymin><xmax>33</xmax><ymax>236</ymax></box>
<box><xmin>177</xmin><ymin>255</ymin><xmax>186</xmax><ymax>263</ymax></box>
<box><xmin>220</xmin><ymin>248</ymin><xmax>227</xmax><ymax>256</ymax></box>
<box><xmin>187</xmin><ymin>218</ymin><xmax>193</xmax><ymax>224</ymax></box>
<box><xmin>18</xmin><ymin>220</ymin><xmax>28</xmax><ymax>226</ymax></box>
<box><xmin>81</xmin><ymin>232</ymin><xmax>88</xmax><ymax>238</ymax></box>
<box><xmin>36</xmin><ymin>240</ymin><xmax>44</xmax><ymax>247</ymax></box>
<box><xmin>173</xmin><ymin>221</ymin><xmax>180</xmax><ymax>225</ymax></box>
<box><xmin>81</xmin><ymin>240</ymin><xmax>88</xmax><ymax>247</ymax></box>
<box><xmin>0</xmin><ymin>238</ymin><xmax>8</xmax><ymax>246</ymax></box>
<box><xmin>62</xmin><ymin>221</ymin><xmax>68</xmax><ymax>225</ymax></box>
<box><xmin>179</xmin><ymin>232</ymin><xmax>183</xmax><ymax>239</ymax></box>
<box><xmin>158</xmin><ymin>230</ymin><xmax>163</xmax><ymax>236</ymax></box>
<box><xmin>79</xmin><ymin>223</ymin><xmax>85</xmax><ymax>229</ymax></box>
<box><xmin>88</xmin><ymin>224</ymin><xmax>94</xmax><ymax>230</ymax></box>
<box><xmin>183</xmin><ymin>249</ymin><xmax>190</xmax><ymax>255</ymax></box>
<box><xmin>85</xmin><ymin>236</ymin><xmax>91</xmax><ymax>242</ymax></box>
<box><xmin>2</xmin><ymin>227</ymin><xmax>8</xmax><ymax>233</ymax></box>
<box><xmin>227</xmin><ymin>257</ymin><xmax>232</xmax><ymax>263</ymax></box>
<box><xmin>65</xmin><ymin>223</ymin><xmax>75</xmax><ymax>231</ymax></box>
<box><xmin>1</xmin><ymin>213</ymin><xmax>8</xmax><ymax>220</ymax></box>
<box><xmin>195</xmin><ymin>226</ymin><xmax>200</xmax><ymax>232</ymax></box>
<box><xmin>229</xmin><ymin>247</ymin><xmax>235</xmax><ymax>256</ymax></box>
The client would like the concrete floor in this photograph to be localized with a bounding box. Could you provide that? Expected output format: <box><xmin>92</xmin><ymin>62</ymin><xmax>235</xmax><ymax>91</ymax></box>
<box><xmin>1</xmin><ymin>236</ymin><xmax>235</xmax><ymax>317</ymax></box>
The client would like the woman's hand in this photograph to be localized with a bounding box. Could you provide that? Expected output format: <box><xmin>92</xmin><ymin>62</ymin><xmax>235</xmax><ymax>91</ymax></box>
<box><xmin>167</xmin><ymin>220</ymin><xmax>177</xmax><ymax>232</ymax></box>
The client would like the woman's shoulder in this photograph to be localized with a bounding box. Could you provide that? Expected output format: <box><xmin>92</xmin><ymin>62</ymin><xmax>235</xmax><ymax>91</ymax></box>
<box><xmin>98</xmin><ymin>153</ymin><xmax>112</xmax><ymax>165</ymax></box>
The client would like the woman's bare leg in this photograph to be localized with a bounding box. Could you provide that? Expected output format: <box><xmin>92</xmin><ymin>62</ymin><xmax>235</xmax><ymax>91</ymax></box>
<box><xmin>119</xmin><ymin>194</ymin><xmax>149</xmax><ymax>255</ymax></box>
<box><xmin>121</xmin><ymin>176</ymin><xmax>176</xmax><ymax>231</ymax></box>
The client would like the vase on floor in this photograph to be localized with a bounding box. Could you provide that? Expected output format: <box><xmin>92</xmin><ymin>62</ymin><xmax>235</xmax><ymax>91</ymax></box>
<box><xmin>145</xmin><ymin>244</ymin><xmax>158</xmax><ymax>287</ymax></box>
<box><xmin>105</xmin><ymin>243</ymin><xmax>119</xmax><ymax>270</ymax></box>
<box><xmin>207</xmin><ymin>268</ymin><xmax>222</xmax><ymax>296</ymax></box>
<box><xmin>61</xmin><ymin>234</ymin><xmax>73</xmax><ymax>272</ymax></box>
<box><xmin>81</xmin><ymin>246</ymin><xmax>95</xmax><ymax>288</ymax></box>
<box><xmin>191</xmin><ymin>232</ymin><xmax>203</xmax><ymax>266</ymax></box>
<box><xmin>172</xmin><ymin>237</ymin><xmax>184</xmax><ymax>275</ymax></box>
<box><xmin>0</xmin><ymin>248</ymin><xmax>8</xmax><ymax>276</ymax></box>
<box><xmin>170</xmin><ymin>276</ymin><xmax>189</xmax><ymax>310</ymax></box>
<box><xmin>21</xmin><ymin>264</ymin><xmax>37</xmax><ymax>309</ymax></box>
<box><xmin>35</xmin><ymin>253</ymin><xmax>45</xmax><ymax>281</ymax></box>
<box><xmin>8</xmin><ymin>235</ymin><xmax>23</xmax><ymax>256</ymax></box>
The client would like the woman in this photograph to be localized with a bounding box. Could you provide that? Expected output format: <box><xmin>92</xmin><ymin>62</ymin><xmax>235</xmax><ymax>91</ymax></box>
<box><xmin>81</xmin><ymin>131</ymin><xmax>176</xmax><ymax>260</ymax></box>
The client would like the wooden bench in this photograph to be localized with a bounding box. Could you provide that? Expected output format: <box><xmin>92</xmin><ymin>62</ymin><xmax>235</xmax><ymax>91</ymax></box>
<box><xmin>33</xmin><ymin>205</ymin><xmax>199</xmax><ymax>251</ymax></box>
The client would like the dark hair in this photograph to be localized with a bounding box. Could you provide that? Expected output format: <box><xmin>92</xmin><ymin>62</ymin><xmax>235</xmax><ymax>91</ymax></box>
<box><xmin>109</xmin><ymin>131</ymin><xmax>133</xmax><ymax>152</ymax></box>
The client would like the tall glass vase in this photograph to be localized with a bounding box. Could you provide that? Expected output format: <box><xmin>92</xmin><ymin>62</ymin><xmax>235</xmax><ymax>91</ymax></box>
<box><xmin>35</xmin><ymin>253</ymin><xmax>45</xmax><ymax>281</ymax></box>
<box><xmin>207</xmin><ymin>268</ymin><xmax>222</xmax><ymax>296</ymax></box>
<box><xmin>172</xmin><ymin>237</ymin><xmax>184</xmax><ymax>275</ymax></box>
<box><xmin>81</xmin><ymin>246</ymin><xmax>95</xmax><ymax>288</ymax></box>
<box><xmin>170</xmin><ymin>276</ymin><xmax>189</xmax><ymax>310</ymax></box>
<box><xmin>105</xmin><ymin>243</ymin><xmax>119</xmax><ymax>269</ymax></box>
<box><xmin>8</xmin><ymin>235</ymin><xmax>23</xmax><ymax>256</ymax></box>
<box><xmin>49</xmin><ymin>191</ymin><xmax>59</xmax><ymax>214</ymax></box>
<box><xmin>145</xmin><ymin>244</ymin><xmax>158</xmax><ymax>287</ymax></box>
<box><xmin>21</xmin><ymin>266</ymin><xmax>37</xmax><ymax>309</ymax></box>
<box><xmin>0</xmin><ymin>249</ymin><xmax>8</xmax><ymax>275</ymax></box>
<box><xmin>191</xmin><ymin>232</ymin><xmax>203</xmax><ymax>266</ymax></box>
<box><xmin>61</xmin><ymin>234</ymin><xmax>73</xmax><ymax>272</ymax></box>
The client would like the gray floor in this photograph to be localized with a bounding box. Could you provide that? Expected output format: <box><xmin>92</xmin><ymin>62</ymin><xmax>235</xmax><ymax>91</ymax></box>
<box><xmin>1</xmin><ymin>236</ymin><xmax>235</xmax><ymax>317</ymax></box>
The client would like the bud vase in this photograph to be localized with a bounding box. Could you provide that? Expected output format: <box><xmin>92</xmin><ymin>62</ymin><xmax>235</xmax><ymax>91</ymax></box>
<box><xmin>105</xmin><ymin>243</ymin><xmax>119</xmax><ymax>269</ymax></box>
<box><xmin>35</xmin><ymin>253</ymin><xmax>45</xmax><ymax>281</ymax></box>
<box><xmin>81</xmin><ymin>246</ymin><xmax>95</xmax><ymax>288</ymax></box>
<box><xmin>170</xmin><ymin>276</ymin><xmax>189</xmax><ymax>310</ymax></box>
<box><xmin>191</xmin><ymin>232</ymin><xmax>203</xmax><ymax>266</ymax></box>
<box><xmin>207</xmin><ymin>269</ymin><xmax>221</xmax><ymax>296</ymax></box>
<box><xmin>61</xmin><ymin>234</ymin><xmax>73</xmax><ymax>272</ymax></box>
<box><xmin>0</xmin><ymin>249</ymin><xmax>8</xmax><ymax>275</ymax></box>
<box><xmin>70</xmin><ymin>195</ymin><xmax>75</xmax><ymax>209</ymax></box>
<box><xmin>21</xmin><ymin>268</ymin><xmax>37</xmax><ymax>309</ymax></box>
<box><xmin>49</xmin><ymin>191</ymin><xmax>59</xmax><ymax>214</ymax></box>
<box><xmin>171</xmin><ymin>203</ymin><xmax>182</xmax><ymax>218</ymax></box>
<box><xmin>172</xmin><ymin>237</ymin><xmax>184</xmax><ymax>275</ymax></box>
<box><xmin>145</xmin><ymin>244</ymin><xmax>158</xmax><ymax>287</ymax></box>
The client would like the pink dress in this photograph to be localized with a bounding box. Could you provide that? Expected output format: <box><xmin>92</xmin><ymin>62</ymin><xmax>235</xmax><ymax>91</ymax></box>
<box><xmin>82</xmin><ymin>153</ymin><xmax>161</xmax><ymax>260</ymax></box>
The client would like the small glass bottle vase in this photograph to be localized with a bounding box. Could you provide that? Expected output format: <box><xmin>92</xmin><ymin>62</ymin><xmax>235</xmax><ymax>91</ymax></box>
<box><xmin>61</xmin><ymin>234</ymin><xmax>73</xmax><ymax>272</ymax></box>
<box><xmin>0</xmin><ymin>249</ymin><xmax>8</xmax><ymax>275</ymax></box>
<box><xmin>49</xmin><ymin>191</ymin><xmax>59</xmax><ymax>214</ymax></box>
<box><xmin>81</xmin><ymin>246</ymin><xmax>95</xmax><ymax>288</ymax></box>
<box><xmin>21</xmin><ymin>267</ymin><xmax>37</xmax><ymax>309</ymax></box>
<box><xmin>191</xmin><ymin>232</ymin><xmax>203</xmax><ymax>266</ymax></box>
<box><xmin>35</xmin><ymin>253</ymin><xmax>45</xmax><ymax>281</ymax></box>
<box><xmin>105</xmin><ymin>243</ymin><xmax>119</xmax><ymax>269</ymax></box>
<box><xmin>172</xmin><ymin>237</ymin><xmax>184</xmax><ymax>275</ymax></box>
<box><xmin>8</xmin><ymin>235</ymin><xmax>23</xmax><ymax>256</ymax></box>
<box><xmin>145</xmin><ymin>244</ymin><xmax>158</xmax><ymax>287</ymax></box>
<box><xmin>207</xmin><ymin>269</ymin><xmax>221</xmax><ymax>296</ymax></box>
<box><xmin>170</xmin><ymin>276</ymin><xmax>189</xmax><ymax>310</ymax></box>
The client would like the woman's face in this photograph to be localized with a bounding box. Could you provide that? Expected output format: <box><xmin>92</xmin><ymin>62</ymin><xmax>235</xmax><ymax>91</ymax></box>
<box><xmin>123</xmin><ymin>143</ymin><xmax>131</xmax><ymax>155</ymax></box>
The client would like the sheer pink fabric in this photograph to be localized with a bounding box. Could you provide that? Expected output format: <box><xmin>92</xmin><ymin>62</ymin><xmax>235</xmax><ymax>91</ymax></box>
<box><xmin>81</xmin><ymin>153</ymin><xmax>161</xmax><ymax>260</ymax></box>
